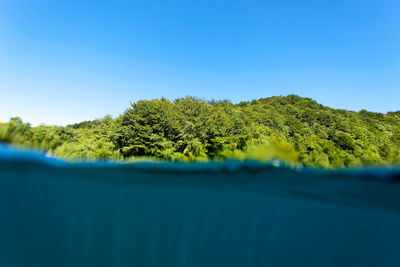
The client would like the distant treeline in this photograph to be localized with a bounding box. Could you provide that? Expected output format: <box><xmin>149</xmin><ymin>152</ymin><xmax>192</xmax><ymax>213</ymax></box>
<box><xmin>1</xmin><ymin>95</ymin><xmax>399</xmax><ymax>168</ymax></box>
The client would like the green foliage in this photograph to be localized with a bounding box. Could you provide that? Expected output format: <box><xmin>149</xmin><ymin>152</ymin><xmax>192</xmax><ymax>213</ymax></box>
<box><xmin>221</xmin><ymin>135</ymin><xmax>299</xmax><ymax>164</ymax></box>
<box><xmin>1</xmin><ymin>95</ymin><xmax>400</xmax><ymax>168</ymax></box>
<box><xmin>0</xmin><ymin>117</ymin><xmax>32</xmax><ymax>145</ymax></box>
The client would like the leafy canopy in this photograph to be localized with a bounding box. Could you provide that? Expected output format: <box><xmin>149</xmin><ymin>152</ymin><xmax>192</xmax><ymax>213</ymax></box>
<box><xmin>2</xmin><ymin>95</ymin><xmax>399</xmax><ymax>168</ymax></box>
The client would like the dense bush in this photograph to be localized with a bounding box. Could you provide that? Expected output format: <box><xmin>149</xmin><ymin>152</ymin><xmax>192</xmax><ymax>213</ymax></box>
<box><xmin>1</xmin><ymin>95</ymin><xmax>399</xmax><ymax>167</ymax></box>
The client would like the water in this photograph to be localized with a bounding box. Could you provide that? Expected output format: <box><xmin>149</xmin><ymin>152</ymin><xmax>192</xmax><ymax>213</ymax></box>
<box><xmin>1</xmin><ymin>145</ymin><xmax>400</xmax><ymax>267</ymax></box>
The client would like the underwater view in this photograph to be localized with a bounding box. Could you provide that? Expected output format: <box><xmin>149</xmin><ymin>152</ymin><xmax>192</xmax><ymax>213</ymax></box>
<box><xmin>1</xmin><ymin>145</ymin><xmax>400</xmax><ymax>266</ymax></box>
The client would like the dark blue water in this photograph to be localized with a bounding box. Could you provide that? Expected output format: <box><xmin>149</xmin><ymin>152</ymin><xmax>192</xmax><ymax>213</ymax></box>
<box><xmin>1</xmin><ymin>145</ymin><xmax>400</xmax><ymax>267</ymax></box>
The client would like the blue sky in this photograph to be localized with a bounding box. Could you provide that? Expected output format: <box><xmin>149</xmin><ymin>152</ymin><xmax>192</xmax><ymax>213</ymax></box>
<box><xmin>0</xmin><ymin>0</ymin><xmax>399</xmax><ymax>125</ymax></box>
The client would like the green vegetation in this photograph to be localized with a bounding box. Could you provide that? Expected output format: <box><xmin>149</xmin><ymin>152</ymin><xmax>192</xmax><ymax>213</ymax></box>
<box><xmin>1</xmin><ymin>95</ymin><xmax>399</xmax><ymax>168</ymax></box>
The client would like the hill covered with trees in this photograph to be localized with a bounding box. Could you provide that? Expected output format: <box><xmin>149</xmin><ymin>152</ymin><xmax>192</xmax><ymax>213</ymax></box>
<box><xmin>1</xmin><ymin>95</ymin><xmax>399</xmax><ymax>168</ymax></box>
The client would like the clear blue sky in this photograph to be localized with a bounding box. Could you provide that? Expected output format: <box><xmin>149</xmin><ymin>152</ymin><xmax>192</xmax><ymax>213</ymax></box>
<box><xmin>0</xmin><ymin>0</ymin><xmax>399</xmax><ymax>125</ymax></box>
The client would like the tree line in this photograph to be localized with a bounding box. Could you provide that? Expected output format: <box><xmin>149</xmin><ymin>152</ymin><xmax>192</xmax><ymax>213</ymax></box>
<box><xmin>1</xmin><ymin>95</ymin><xmax>399</xmax><ymax>168</ymax></box>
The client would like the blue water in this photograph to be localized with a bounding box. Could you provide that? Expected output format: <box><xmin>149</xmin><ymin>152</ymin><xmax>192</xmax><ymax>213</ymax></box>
<box><xmin>1</xmin><ymin>145</ymin><xmax>400</xmax><ymax>267</ymax></box>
